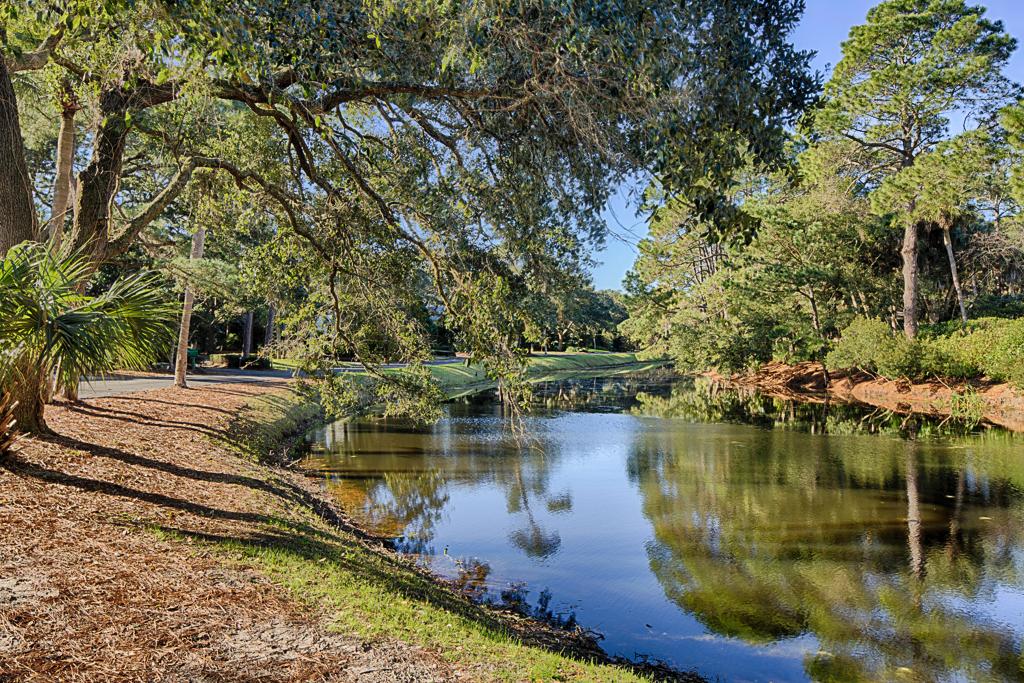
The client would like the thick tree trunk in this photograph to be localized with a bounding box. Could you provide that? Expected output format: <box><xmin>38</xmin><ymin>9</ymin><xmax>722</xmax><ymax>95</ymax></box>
<box><xmin>0</xmin><ymin>60</ymin><xmax>37</xmax><ymax>256</ymax></box>
<box><xmin>59</xmin><ymin>81</ymin><xmax>185</xmax><ymax>265</ymax></box>
<box><xmin>242</xmin><ymin>311</ymin><xmax>254</xmax><ymax>358</ymax></box>
<box><xmin>48</xmin><ymin>93</ymin><xmax>78</xmax><ymax>252</ymax></box>
<box><xmin>174</xmin><ymin>226</ymin><xmax>206</xmax><ymax>388</ymax></box>
<box><xmin>940</xmin><ymin>220</ymin><xmax>968</xmax><ymax>325</ymax></box>
<box><xmin>9</xmin><ymin>360</ymin><xmax>47</xmax><ymax>435</ymax></box>
<box><xmin>900</xmin><ymin>221</ymin><xmax>921</xmax><ymax>339</ymax></box>
<box><xmin>67</xmin><ymin>98</ymin><xmax>130</xmax><ymax>262</ymax></box>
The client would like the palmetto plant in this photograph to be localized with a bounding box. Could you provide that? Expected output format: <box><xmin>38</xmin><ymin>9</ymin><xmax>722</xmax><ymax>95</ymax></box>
<box><xmin>0</xmin><ymin>243</ymin><xmax>178</xmax><ymax>434</ymax></box>
<box><xmin>0</xmin><ymin>391</ymin><xmax>19</xmax><ymax>458</ymax></box>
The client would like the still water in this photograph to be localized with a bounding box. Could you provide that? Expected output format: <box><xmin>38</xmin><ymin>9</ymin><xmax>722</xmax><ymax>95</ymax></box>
<box><xmin>303</xmin><ymin>375</ymin><xmax>1024</xmax><ymax>682</ymax></box>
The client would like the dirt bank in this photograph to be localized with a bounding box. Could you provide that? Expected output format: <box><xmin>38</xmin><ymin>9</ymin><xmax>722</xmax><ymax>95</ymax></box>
<box><xmin>716</xmin><ymin>361</ymin><xmax>1024</xmax><ymax>432</ymax></box>
<box><xmin>0</xmin><ymin>380</ymin><xmax>688</xmax><ymax>682</ymax></box>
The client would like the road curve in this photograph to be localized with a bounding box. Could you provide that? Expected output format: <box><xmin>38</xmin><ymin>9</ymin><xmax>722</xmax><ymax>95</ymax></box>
<box><xmin>78</xmin><ymin>359</ymin><xmax>466</xmax><ymax>399</ymax></box>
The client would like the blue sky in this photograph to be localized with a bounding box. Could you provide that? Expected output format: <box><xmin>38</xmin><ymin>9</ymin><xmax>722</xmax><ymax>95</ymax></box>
<box><xmin>590</xmin><ymin>0</ymin><xmax>1024</xmax><ymax>291</ymax></box>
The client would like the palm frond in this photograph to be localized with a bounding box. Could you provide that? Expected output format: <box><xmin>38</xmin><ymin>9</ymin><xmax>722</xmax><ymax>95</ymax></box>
<box><xmin>1</xmin><ymin>242</ymin><xmax>178</xmax><ymax>391</ymax></box>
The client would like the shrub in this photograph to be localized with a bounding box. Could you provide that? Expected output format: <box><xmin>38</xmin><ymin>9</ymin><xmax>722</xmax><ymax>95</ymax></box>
<box><xmin>0</xmin><ymin>242</ymin><xmax>177</xmax><ymax>433</ymax></box>
<box><xmin>985</xmin><ymin>318</ymin><xmax>1024</xmax><ymax>386</ymax></box>
<box><xmin>948</xmin><ymin>389</ymin><xmax>985</xmax><ymax>427</ymax></box>
<box><xmin>969</xmin><ymin>294</ymin><xmax>1024</xmax><ymax>319</ymax></box>
<box><xmin>829</xmin><ymin>316</ymin><xmax>1024</xmax><ymax>387</ymax></box>
<box><xmin>922</xmin><ymin>317</ymin><xmax>1024</xmax><ymax>385</ymax></box>
<box><xmin>213</xmin><ymin>354</ymin><xmax>272</xmax><ymax>370</ymax></box>
<box><xmin>826</xmin><ymin>317</ymin><xmax>919</xmax><ymax>378</ymax></box>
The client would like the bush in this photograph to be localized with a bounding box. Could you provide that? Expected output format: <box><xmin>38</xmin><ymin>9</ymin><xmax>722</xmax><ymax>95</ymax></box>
<box><xmin>969</xmin><ymin>294</ymin><xmax>1024</xmax><ymax>319</ymax></box>
<box><xmin>829</xmin><ymin>316</ymin><xmax>1024</xmax><ymax>387</ymax></box>
<box><xmin>825</xmin><ymin>317</ymin><xmax>919</xmax><ymax>378</ymax></box>
<box><xmin>985</xmin><ymin>319</ymin><xmax>1024</xmax><ymax>386</ymax></box>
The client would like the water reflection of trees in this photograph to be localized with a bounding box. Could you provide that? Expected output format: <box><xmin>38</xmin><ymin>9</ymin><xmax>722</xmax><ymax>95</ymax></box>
<box><xmin>307</xmin><ymin>407</ymin><xmax>571</xmax><ymax>560</ymax></box>
<box><xmin>628</xmin><ymin>428</ymin><xmax>1024</xmax><ymax>682</ymax></box>
<box><xmin>527</xmin><ymin>371</ymin><xmax>674</xmax><ymax>413</ymax></box>
<box><xmin>633</xmin><ymin>376</ymin><xmax>987</xmax><ymax>436</ymax></box>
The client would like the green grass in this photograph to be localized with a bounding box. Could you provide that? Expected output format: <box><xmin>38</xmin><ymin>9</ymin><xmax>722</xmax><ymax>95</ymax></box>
<box><xmin>271</xmin><ymin>357</ymin><xmax>361</xmax><ymax>371</ymax></box>
<box><xmin>270</xmin><ymin>352</ymin><xmax>667</xmax><ymax>400</ymax></box>
<box><xmin>431</xmin><ymin>352</ymin><xmax>665</xmax><ymax>397</ymax></box>
<box><xmin>152</xmin><ymin>504</ymin><xmax>646</xmax><ymax>682</ymax></box>
<box><xmin>226</xmin><ymin>386</ymin><xmax>324</xmax><ymax>461</ymax></box>
<box><xmin>270</xmin><ymin>357</ymin><xmax>303</xmax><ymax>371</ymax></box>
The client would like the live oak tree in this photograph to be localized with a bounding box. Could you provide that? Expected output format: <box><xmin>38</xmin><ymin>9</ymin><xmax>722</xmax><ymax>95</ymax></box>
<box><xmin>2</xmin><ymin>0</ymin><xmax>815</xmax><ymax>420</ymax></box>
<box><xmin>804</xmin><ymin>0</ymin><xmax>1017</xmax><ymax>338</ymax></box>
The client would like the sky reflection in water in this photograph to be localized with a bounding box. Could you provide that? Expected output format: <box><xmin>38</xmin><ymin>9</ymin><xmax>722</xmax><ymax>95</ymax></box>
<box><xmin>303</xmin><ymin>375</ymin><xmax>1024</xmax><ymax>682</ymax></box>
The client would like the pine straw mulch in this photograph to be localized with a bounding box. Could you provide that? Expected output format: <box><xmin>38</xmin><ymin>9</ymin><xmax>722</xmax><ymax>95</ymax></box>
<box><xmin>0</xmin><ymin>381</ymin><xmax>457</xmax><ymax>683</ymax></box>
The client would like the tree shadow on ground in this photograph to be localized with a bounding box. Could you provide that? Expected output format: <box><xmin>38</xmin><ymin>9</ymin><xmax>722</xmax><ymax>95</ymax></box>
<box><xmin>42</xmin><ymin>433</ymin><xmax>325</xmax><ymax>517</ymax></box>
<box><xmin>100</xmin><ymin>395</ymin><xmax>238</xmax><ymax>416</ymax></box>
<box><xmin>64</xmin><ymin>402</ymin><xmax>230</xmax><ymax>439</ymax></box>
<box><xmin>4</xmin><ymin>455</ymin><xmax>274</xmax><ymax>526</ymax></box>
<box><xmin>156</xmin><ymin>521</ymin><xmax>701</xmax><ymax>682</ymax></box>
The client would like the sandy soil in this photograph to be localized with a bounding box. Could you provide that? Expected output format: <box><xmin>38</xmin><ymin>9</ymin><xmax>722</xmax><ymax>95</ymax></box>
<box><xmin>718</xmin><ymin>361</ymin><xmax>1024</xmax><ymax>431</ymax></box>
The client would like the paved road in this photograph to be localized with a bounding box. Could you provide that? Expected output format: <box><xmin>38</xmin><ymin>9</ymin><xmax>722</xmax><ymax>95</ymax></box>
<box><xmin>78</xmin><ymin>368</ymin><xmax>293</xmax><ymax>398</ymax></box>
<box><xmin>78</xmin><ymin>359</ymin><xmax>466</xmax><ymax>399</ymax></box>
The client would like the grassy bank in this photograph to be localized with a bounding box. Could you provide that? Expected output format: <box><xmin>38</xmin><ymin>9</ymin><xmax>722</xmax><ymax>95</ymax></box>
<box><xmin>432</xmin><ymin>352</ymin><xmax>666</xmax><ymax>397</ymax></box>
<box><xmin>226</xmin><ymin>385</ymin><xmax>324</xmax><ymax>461</ymax></box>
<box><xmin>204</xmin><ymin>353</ymin><xmax>680</xmax><ymax>680</ymax></box>
<box><xmin>268</xmin><ymin>352</ymin><xmax>666</xmax><ymax>402</ymax></box>
<box><xmin>157</xmin><ymin>497</ymin><xmax>651</xmax><ymax>682</ymax></box>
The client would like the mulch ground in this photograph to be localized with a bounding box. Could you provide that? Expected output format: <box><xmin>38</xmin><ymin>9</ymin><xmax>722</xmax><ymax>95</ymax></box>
<box><xmin>0</xmin><ymin>381</ymin><xmax>457</xmax><ymax>682</ymax></box>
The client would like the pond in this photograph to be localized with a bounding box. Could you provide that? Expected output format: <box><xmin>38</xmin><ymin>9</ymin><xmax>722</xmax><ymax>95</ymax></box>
<box><xmin>302</xmin><ymin>374</ymin><xmax>1024</xmax><ymax>682</ymax></box>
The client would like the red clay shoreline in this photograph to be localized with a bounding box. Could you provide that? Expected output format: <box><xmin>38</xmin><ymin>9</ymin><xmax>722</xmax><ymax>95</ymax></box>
<box><xmin>711</xmin><ymin>361</ymin><xmax>1024</xmax><ymax>432</ymax></box>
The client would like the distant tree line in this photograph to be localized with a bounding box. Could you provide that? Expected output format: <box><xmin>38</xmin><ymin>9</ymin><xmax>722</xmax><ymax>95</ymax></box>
<box><xmin>623</xmin><ymin>0</ymin><xmax>1024</xmax><ymax>385</ymax></box>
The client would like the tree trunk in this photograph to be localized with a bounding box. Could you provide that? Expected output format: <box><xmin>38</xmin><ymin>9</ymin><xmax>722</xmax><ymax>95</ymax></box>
<box><xmin>264</xmin><ymin>304</ymin><xmax>276</xmax><ymax>345</ymax></box>
<box><xmin>242</xmin><ymin>311</ymin><xmax>254</xmax><ymax>358</ymax></box>
<box><xmin>67</xmin><ymin>100</ymin><xmax>130</xmax><ymax>262</ymax></box>
<box><xmin>48</xmin><ymin>91</ymin><xmax>78</xmax><ymax>252</ymax></box>
<box><xmin>62</xmin><ymin>377</ymin><xmax>79</xmax><ymax>402</ymax></box>
<box><xmin>900</xmin><ymin>220</ymin><xmax>921</xmax><ymax>339</ymax></box>
<box><xmin>905</xmin><ymin>445</ymin><xmax>924</xmax><ymax>583</ymax></box>
<box><xmin>8</xmin><ymin>360</ymin><xmax>47</xmax><ymax>435</ymax></box>
<box><xmin>174</xmin><ymin>226</ymin><xmax>206</xmax><ymax>388</ymax></box>
<box><xmin>0</xmin><ymin>60</ymin><xmax>37</xmax><ymax>256</ymax></box>
<box><xmin>940</xmin><ymin>219</ymin><xmax>968</xmax><ymax>325</ymax></box>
